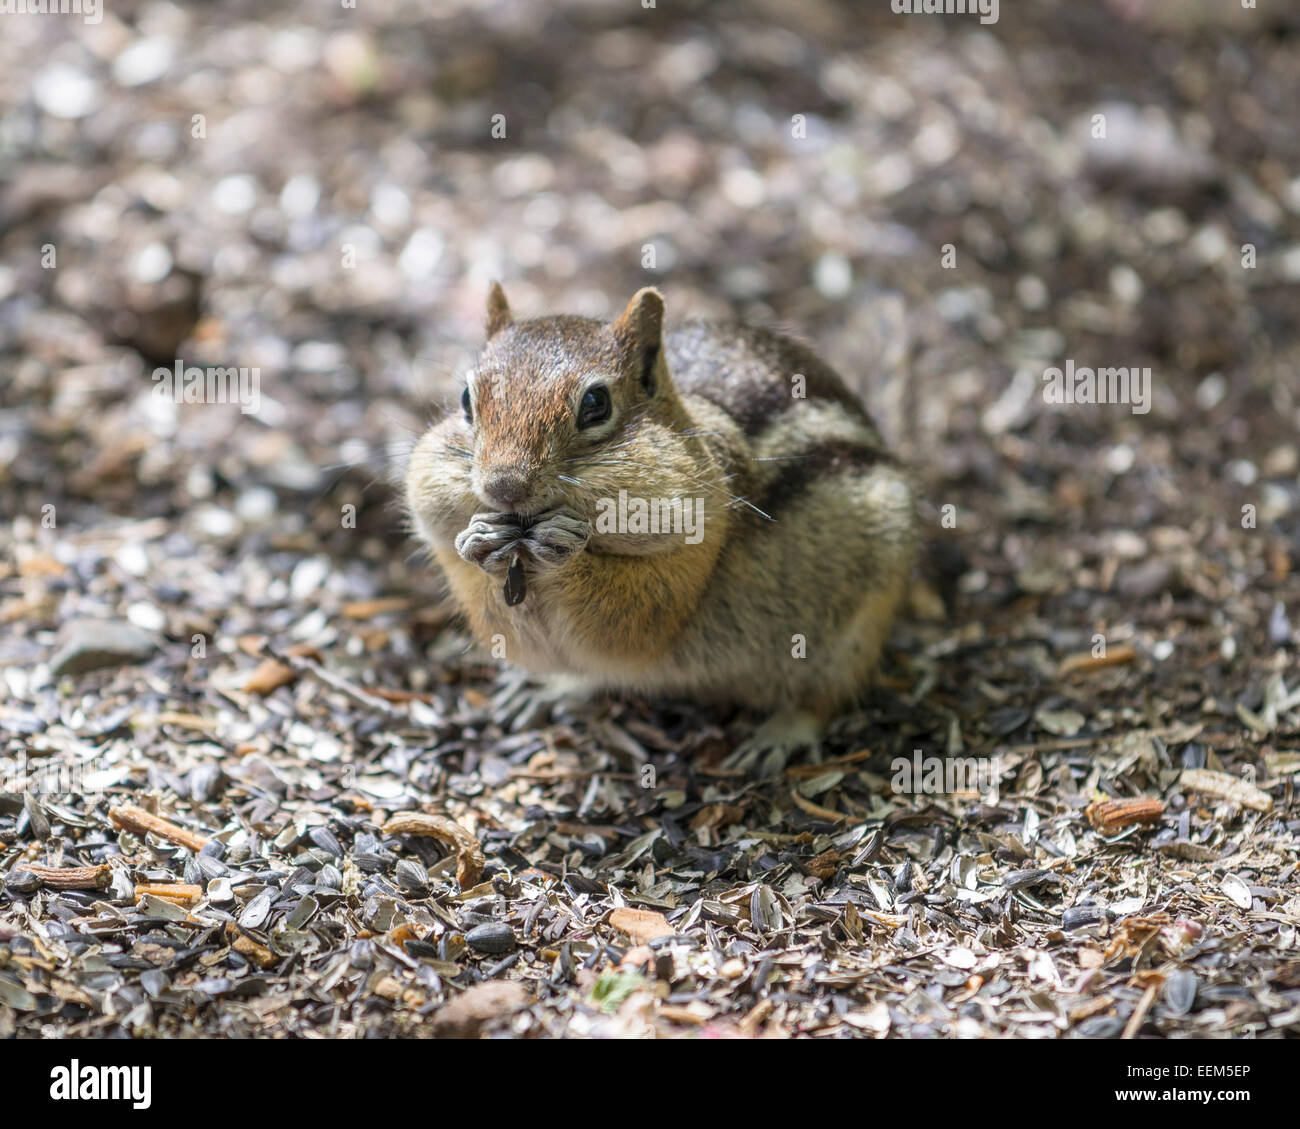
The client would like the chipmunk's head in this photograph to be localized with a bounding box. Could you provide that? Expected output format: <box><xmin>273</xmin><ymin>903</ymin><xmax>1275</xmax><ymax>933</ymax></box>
<box><xmin>460</xmin><ymin>283</ymin><xmax>684</xmax><ymax>516</ymax></box>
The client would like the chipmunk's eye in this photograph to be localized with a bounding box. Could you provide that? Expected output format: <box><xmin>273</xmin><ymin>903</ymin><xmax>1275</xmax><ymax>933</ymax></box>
<box><xmin>461</xmin><ymin>386</ymin><xmax>473</xmax><ymax>424</ymax></box>
<box><xmin>577</xmin><ymin>385</ymin><xmax>611</xmax><ymax>429</ymax></box>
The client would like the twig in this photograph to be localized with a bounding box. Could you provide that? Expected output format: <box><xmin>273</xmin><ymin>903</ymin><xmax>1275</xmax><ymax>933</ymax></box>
<box><xmin>785</xmin><ymin>748</ymin><xmax>873</xmax><ymax>779</ymax></box>
<box><xmin>135</xmin><ymin>882</ymin><xmax>203</xmax><ymax>904</ymax></box>
<box><xmin>109</xmin><ymin>804</ymin><xmax>209</xmax><ymax>852</ymax></box>
<box><xmin>266</xmin><ymin>646</ymin><xmax>405</xmax><ymax>717</ymax></box>
<box><xmin>13</xmin><ymin>863</ymin><xmax>110</xmax><ymax>890</ymax></box>
<box><xmin>1122</xmin><ymin>980</ymin><xmax>1160</xmax><ymax>1039</ymax></box>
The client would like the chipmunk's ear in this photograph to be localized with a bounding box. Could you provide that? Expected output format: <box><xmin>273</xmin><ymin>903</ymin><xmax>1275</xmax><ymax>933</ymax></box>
<box><xmin>485</xmin><ymin>281</ymin><xmax>513</xmax><ymax>339</ymax></box>
<box><xmin>613</xmin><ymin>287</ymin><xmax>664</xmax><ymax>394</ymax></box>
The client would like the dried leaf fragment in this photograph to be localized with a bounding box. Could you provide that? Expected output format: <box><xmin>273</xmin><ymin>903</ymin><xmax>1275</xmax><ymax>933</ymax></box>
<box><xmin>382</xmin><ymin>811</ymin><xmax>484</xmax><ymax>889</ymax></box>
<box><xmin>800</xmin><ymin>848</ymin><xmax>844</xmax><ymax>880</ymax></box>
<box><xmin>609</xmin><ymin>906</ymin><xmax>675</xmax><ymax>944</ymax></box>
<box><xmin>242</xmin><ymin>658</ymin><xmax>296</xmax><ymax>696</ymax></box>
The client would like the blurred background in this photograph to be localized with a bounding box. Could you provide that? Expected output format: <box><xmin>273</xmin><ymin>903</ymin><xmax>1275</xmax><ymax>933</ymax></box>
<box><xmin>1</xmin><ymin>0</ymin><xmax>1298</xmax><ymax>676</ymax></box>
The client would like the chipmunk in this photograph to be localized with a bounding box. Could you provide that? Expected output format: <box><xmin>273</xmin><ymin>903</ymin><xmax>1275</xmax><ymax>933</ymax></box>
<box><xmin>404</xmin><ymin>284</ymin><xmax>918</xmax><ymax>769</ymax></box>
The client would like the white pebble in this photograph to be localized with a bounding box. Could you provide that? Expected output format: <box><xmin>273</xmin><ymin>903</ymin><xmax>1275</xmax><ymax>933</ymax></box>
<box><xmin>1226</xmin><ymin>459</ymin><xmax>1257</xmax><ymax>486</ymax></box>
<box><xmin>812</xmin><ymin>252</ymin><xmax>852</xmax><ymax>300</ymax></box>
<box><xmin>112</xmin><ymin>38</ymin><xmax>174</xmax><ymax>87</ymax></box>
<box><xmin>279</xmin><ymin>174</ymin><xmax>320</xmax><ymax>217</ymax></box>
<box><xmin>1016</xmin><ymin>275</ymin><xmax>1049</xmax><ymax>311</ymax></box>
<box><xmin>370</xmin><ymin>184</ymin><xmax>411</xmax><ymax>228</ymax></box>
<box><xmin>212</xmin><ymin>175</ymin><xmax>258</xmax><ymax>215</ymax></box>
<box><xmin>115</xmin><ymin>542</ymin><xmax>150</xmax><ymax>577</ymax></box>
<box><xmin>398</xmin><ymin>228</ymin><xmax>444</xmax><ymax>280</ymax></box>
<box><xmin>291</xmin><ymin>556</ymin><xmax>331</xmax><ymax>602</ymax></box>
<box><xmin>33</xmin><ymin>63</ymin><xmax>100</xmax><ymax>119</ymax></box>
<box><xmin>1109</xmin><ymin>264</ymin><xmax>1144</xmax><ymax>306</ymax></box>
<box><xmin>235</xmin><ymin>486</ymin><xmax>278</xmax><ymax>522</ymax></box>
<box><xmin>127</xmin><ymin>602</ymin><xmax>167</xmax><ymax>633</ymax></box>
<box><xmin>1195</xmin><ymin>372</ymin><xmax>1226</xmax><ymax>411</ymax></box>
<box><xmin>1105</xmin><ymin>444</ymin><xmax>1135</xmax><ymax>475</ymax></box>
<box><xmin>134</xmin><ymin>242</ymin><xmax>173</xmax><ymax>285</ymax></box>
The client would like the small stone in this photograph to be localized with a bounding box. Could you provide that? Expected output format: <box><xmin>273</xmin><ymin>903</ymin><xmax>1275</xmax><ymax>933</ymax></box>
<box><xmin>1268</xmin><ymin>603</ymin><xmax>1292</xmax><ymax>647</ymax></box>
<box><xmin>134</xmin><ymin>242</ymin><xmax>173</xmax><ymax>285</ymax></box>
<box><xmin>812</xmin><ymin>252</ymin><xmax>852</xmax><ymax>300</ymax></box>
<box><xmin>126</xmin><ymin>601</ymin><xmax>167</xmax><ymax>633</ymax></box>
<box><xmin>279</xmin><ymin>174</ymin><xmax>320</xmax><ymax>217</ymax></box>
<box><xmin>398</xmin><ymin>228</ymin><xmax>444</xmax><ymax>281</ymax></box>
<box><xmin>1116</xmin><ymin>559</ymin><xmax>1173</xmax><ymax>600</ymax></box>
<box><xmin>50</xmin><ymin>620</ymin><xmax>158</xmax><ymax>677</ymax></box>
<box><xmin>212</xmin><ymin>175</ymin><xmax>258</xmax><ymax>215</ymax></box>
<box><xmin>235</xmin><ymin>486</ymin><xmax>277</xmax><ymax>521</ymax></box>
<box><xmin>430</xmin><ymin>980</ymin><xmax>530</xmax><ymax>1037</ymax></box>
<box><xmin>465</xmin><ymin>922</ymin><xmax>516</xmax><ymax>954</ymax></box>
<box><xmin>290</xmin><ymin>556</ymin><xmax>331</xmax><ymax>601</ymax></box>
<box><xmin>33</xmin><ymin>63</ymin><xmax>100</xmax><ymax>119</ymax></box>
<box><xmin>112</xmin><ymin>38</ymin><xmax>175</xmax><ymax>87</ymax></box>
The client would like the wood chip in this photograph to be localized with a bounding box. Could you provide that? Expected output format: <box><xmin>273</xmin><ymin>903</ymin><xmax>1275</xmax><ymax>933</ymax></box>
<box><xmin>1086</xmin><ymin>796</ymin><xmax>1166</xmax><ymax>833</ymax></box>
<box><xmin>134</xmin><ymin>882</ymin><xmax>202</xmax><ymax>905</ymax></box>
<box><xmin>13</xmin><ymin>864</ymin><xmax>110</xmax><ymax>890</ymax></box>
<box><xmin>609</xmin><ymin>907</ymin><xmax>675</xmax><ymax>944</ymax></box>
<box><xmin>226</xmin><ymin>924</ymin><xmax>277</xmax><ymax>968</ymax></box>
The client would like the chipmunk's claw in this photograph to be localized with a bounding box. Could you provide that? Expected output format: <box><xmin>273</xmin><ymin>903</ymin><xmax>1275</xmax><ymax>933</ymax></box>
<box><xmin>521</xmin><ymin>507</ymin><xmax>590</xmax><ymax>567</ymax></box>
<box><xmin>724</xmin><ymin>710</ymin><xmax>824</xmax><ymax>778</ymax></box>
<box><xmin>455</xmin><ymin>513</ymin><xmax>521</xmax><ymax>575</ymax></box>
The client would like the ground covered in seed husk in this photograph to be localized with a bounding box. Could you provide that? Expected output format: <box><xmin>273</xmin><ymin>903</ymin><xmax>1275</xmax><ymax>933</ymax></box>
<box><xmin>2</xmin><ymin>1</ymin><xmax>1299</xmax><ymax>1039</ymax></box>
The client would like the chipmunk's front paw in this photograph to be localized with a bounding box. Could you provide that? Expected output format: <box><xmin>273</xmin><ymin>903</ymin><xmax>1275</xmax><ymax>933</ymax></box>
<box><xmin>455</xmin><ymin>513</ymin><xmax>522</xmax><ymax>575</ymax></box>
<box><xmin>521</xmin><ymin>507</ymin><xmax>590</xmax><ymax>568</ymax></box>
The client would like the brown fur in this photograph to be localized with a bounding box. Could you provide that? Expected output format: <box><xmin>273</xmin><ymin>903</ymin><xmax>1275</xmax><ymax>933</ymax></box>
<box><xmin>404</xmin><ymin>286</ymin><xmax>918</xmax><ymax>721</ymax></box>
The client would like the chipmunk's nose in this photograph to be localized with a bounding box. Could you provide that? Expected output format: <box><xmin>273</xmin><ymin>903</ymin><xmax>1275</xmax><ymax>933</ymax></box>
<box><xmin>481</xmin><ymin>468</ymin><xmax>532</xmax><ymax>511</ymax></box>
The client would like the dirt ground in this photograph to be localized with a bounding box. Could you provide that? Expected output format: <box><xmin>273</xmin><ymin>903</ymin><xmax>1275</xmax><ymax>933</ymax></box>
<box><xmin>1</xmin><ymin>0</ymin><xmax>1298</xmax><ymax>1038</ymax></box>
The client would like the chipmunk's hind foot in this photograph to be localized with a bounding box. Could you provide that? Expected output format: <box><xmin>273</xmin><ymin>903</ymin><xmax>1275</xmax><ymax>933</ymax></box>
<box><xmin>723</xmin><ymin>709</ymin><xmax>824</xmax><ymax>778</ymax></box>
